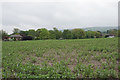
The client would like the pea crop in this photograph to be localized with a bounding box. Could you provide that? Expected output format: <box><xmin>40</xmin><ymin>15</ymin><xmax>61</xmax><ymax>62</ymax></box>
<box><xmin>2</xmin><ymin>38</ymin><xmax>119</xmax><ymax>78</ymax></box>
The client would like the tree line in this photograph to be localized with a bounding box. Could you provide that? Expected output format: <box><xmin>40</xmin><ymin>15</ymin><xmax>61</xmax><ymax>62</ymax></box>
<box><xmin>1</xmin><ymin>27</ymin><xmax>119</xmax><ymax>40</ymax></box>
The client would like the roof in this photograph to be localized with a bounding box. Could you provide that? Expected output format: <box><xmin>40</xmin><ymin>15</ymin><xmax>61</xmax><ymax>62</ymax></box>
<box><xmin>10</xmin><ymin>35</ymin><xmax>22</xmax><ymax>38</ymax></box>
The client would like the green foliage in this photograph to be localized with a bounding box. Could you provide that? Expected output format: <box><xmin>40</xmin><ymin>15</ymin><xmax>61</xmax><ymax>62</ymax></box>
<box><xmin>74</xmin><ymin>63</ymin><xmax>94</xmax><ymax>78</ymax></box>
<box><xmin>20</xmin><ymin>31</ymin><xmax>28</xmax><ymax>36</ymax></box>
<box><xmin>107</xmin><ymin>29</ymin><xmax>118</xmax><ymax>36</ymax></box>
<box><xmin>1</xmin><ymin>30</ymin><xmax>8</xmax><ymax>40</ymax></box>
<box><xmin>28</xmin><ymin>29</ymin><xmax>36</xmax><ymax>39</ymax></box>
<box><xmin>39</xmin><ymin>28</ymin><xmax>50</xmax><ymax>40</ymax></box>
<box><xmin>3</xmin><ymin>28</ymin><xmax>119</xmax><ymax>41</ymax></box>
<box><xmin>95</xmin><ymin>31</ymin><xmax>102</xmax><ymax>38</ymax></box>
<box><xmin>62</xmin><ymin>29</ymin><xmax>73</xmax><ymax>39</ymax></box>
<box><xmin>49</xmin><ymin>30</ymin><xmax>56</xmax><ymax>39</ymax></box>
<box><xmin>31</xmin><ymin>57</ymin><xmax>37</xmax><ymax>63</ymax></box>
<box><xmin>53</xmin><ymin>27</ymin><xmax>62</xmax><ymax>39</ymax></box>
<box><xmin>85</xmin><ymin>31</ymin><xmax>101</xmax><ymax>38</ymax></box>
<box><xmin>13</xmin><ymin>28</ymin><xmax>21</xmax><ymax>34</ymax></box>
<box><xmin>93</xmin><ymin>68</ymin><xmax>117</xmax><ymax>78</ymax></box>
<box><xmin>72</xmin><ymin>29</ymin><xmax>85</xmax><ymax>39</ymax></box>
<box><xmin>36</xmin><ymin>29</ymin><xmax>42</xmax><ymax>38</ymax></box>
<box><xmin>85</xmin><ymin>31</ymin><xmax>95</xmax><ymax>38</ymax></box>
<box><xmin>2</xmin><ymin>38</ymin><xmax>118</xmax><ymax>78</ymax></box>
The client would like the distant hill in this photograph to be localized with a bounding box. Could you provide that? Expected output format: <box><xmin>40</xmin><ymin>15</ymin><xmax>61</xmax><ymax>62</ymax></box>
<box><xmin>82</xmin><ymin>27</ymin><xmax>118</xmax><ymax>32</ymax></box>
<box><xmin>59</xmin><ymin>26</ymin><xmax>118</xmax><ymax>32</ymax></box>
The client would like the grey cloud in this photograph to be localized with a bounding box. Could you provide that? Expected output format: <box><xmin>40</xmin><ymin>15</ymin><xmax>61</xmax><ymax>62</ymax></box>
<box><xmin>1</xmin><ymin>0</ymin><xmax>119</xmax><ymax>34</ymax></box>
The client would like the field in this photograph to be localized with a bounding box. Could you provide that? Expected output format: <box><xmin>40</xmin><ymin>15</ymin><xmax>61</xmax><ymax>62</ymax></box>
<box><xmin>2</xmin><ymin>38</ymin><xmax>119</xmax><ymax>78</ymax></box>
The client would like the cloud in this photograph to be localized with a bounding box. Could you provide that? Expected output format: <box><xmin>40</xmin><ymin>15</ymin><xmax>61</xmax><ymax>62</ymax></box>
<box><xmin>1</xmin><ymin>0</ymin><xmax>119</xmax><ymax>34</ymax></box>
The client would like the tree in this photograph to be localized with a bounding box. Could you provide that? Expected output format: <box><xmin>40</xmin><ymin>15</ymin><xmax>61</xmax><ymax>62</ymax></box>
<box><xmin>62</xmin><ymin>29</ymin><xmax>72</xmax><ymax>39</ymax></box>
<box><xmin>49</xmin><ymin>30</ymin><xmax>56</xmax><ymax>39</ymax></box>
<box><xmin>36</xmin><ymin>29</ymin><xmax>42</xmax><ymax>38</ymax></box>
<box><xmin>72</xmin><ymin>29</ymin><xmax>85</xmax><ymax>39</ymax></box>
<box><xmin>95</xmin><ymin>31</ymin><xmax>101</xmax><ymax>38</ymax></box>
<box><xmin>39</xmin><ymin>28</ymin><xmax>49</xmax><ymax>40</ymax></box>
<box><xmin>96</xmin><ymin>31</ymin><xmax>102</xmax><ymax>38</ymax></box>
<box><xmin>53</xmin><ymin>28</ymin><xmax>62</xmax><ymax>39</ymax></box>
<box><xmin>20</xmin><ymin>31</ymin><xmax>28</xmax><ymax>37</ymax></box>
<box><xmin>85</xmin><ymin>31</ymin><xmax>99</xmax><ymax>38</ymax></box>
<box><xmin>1</xmin><ymin>30</ymin><xmax>8</xmax><ymax>40</ymax></box>
<box><xmin>13</xmin><ymin>28</ymin><xmax>21</xmax><ymax>34</ymax></box>
<box><xmin>28</xmin><ymin>29</ymin><xmax>36</xmax><ymax>39</ymax></box>
<box><xmin>85</xmin><ymin>31</ymin><xmax>92</xmax><ymax>38</ymax></box>
<box><xmin>107</xmin><ymin>29</ymin><xmax>118</xmax><ymax>36</ymax></box>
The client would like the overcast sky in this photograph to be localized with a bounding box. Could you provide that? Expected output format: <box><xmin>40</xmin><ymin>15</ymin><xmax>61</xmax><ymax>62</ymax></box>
<box><xmin>0</xmin><ymin>0</ymin><xmax>119</xmax><ymax>34</ymax></box>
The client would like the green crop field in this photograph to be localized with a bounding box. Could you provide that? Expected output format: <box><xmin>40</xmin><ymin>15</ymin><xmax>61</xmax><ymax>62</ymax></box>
<box><xmin>2</xmin><ymin>38</ymin><xmax>119</xmax><ymax>78</ymax></box>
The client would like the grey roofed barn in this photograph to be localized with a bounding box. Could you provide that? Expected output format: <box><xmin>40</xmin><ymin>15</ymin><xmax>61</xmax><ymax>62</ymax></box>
<box><xmin>10</xmin><ymin>35</ymin><xmax>22</xmax><ymax>38</ymax></box>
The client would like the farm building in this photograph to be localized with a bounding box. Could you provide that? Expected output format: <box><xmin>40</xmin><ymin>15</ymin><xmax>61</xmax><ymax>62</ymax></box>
<box><xmin>10</xmin><ymin>35</ymin><xmax>22</xmax><ymax>41</ymax></box>
<box><xmin>105</xmin><ymin>34</ymin><xmax>115</xmax><ymax>38</ymax></box>
<box><xmin>3</xmin><ymin>36</ymin><xmax>9</xmax><ymax>41</ymax></box>
<box><xmin>108</xmin><ymin>35</ymin><xmax>115</xmax><ymax>38</ymax></box>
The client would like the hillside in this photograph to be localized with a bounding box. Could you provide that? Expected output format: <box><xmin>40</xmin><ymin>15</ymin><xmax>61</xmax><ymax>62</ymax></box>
<box><xmin>82</xmin><ymin>26</ymin><xmax>118</xmax><ymax>32</ymax></box>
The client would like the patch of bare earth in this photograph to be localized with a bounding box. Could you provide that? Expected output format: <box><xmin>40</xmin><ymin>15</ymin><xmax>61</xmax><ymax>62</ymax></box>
<box><xmin>23</xmin><ymin>49</ymin><xmax>111</xmax><ymax>72</ymax></box>
<box><xmin>22</xmin><ymin>49</ymin><xmax>79</xmax><ymax>71</ymax></box>
<box><xmin>22</xmin><ymin>54</ymin><xmax>45</xmax><ymax>66</ymax></box>
<box><xmin>68</xmin><ymin>65</ymin><xmax>75</xmax><ymax>72</ymax></box>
